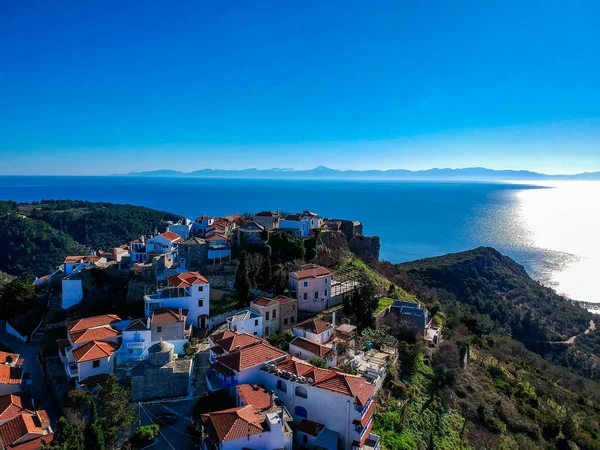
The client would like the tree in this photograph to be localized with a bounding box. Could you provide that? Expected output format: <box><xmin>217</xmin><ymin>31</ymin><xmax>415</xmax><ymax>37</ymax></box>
<box><xmin>350</xmin><ymin>275</ymin><xmax>379</xmax><ymax>331</ymax></box>
<box><xmin>42</xmin><ymin>417</ymin><xmax>82</xmax><ymax>450</ymax></box>
<box><xmin>308</xmin><ymin>357</ymin><xmax>328</xmax><ymax>368</ymax></box>
<box><xmin>97</xmin><ymin>375</ymin><xmax>136</xmax><ymax>447</ymax></box>
<box><xmin>128</xmin><ymin>425</ymin><xmax>159</xmax><ymax>449</ymax></box>
<box><xmin>234</xmin><ymin>251</ymin><xmax>251</xmax><ymax>304</ymax></box>
<box><xmin>84</xmin><ymin>402</ymin><xmax>105</xmax><ymax>450</ymax></box>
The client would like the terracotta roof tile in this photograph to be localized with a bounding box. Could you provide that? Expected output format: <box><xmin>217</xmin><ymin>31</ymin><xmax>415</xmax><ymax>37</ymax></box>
<box><xmin>294</xmin><ymin>318</ymin><xmax>333</xmax><ymax>334</ymax></box>
<box><xmin>0</xmin><ymin>366</ymin><xmax>23</xmax><ymax>385</ymax></box>
<box><xmin>211</xmin><ymin>331</ymin><xmax>265</xmax><ymax>353</ymax></box>
<box><xmin>216</xmin><ymin>342</ymin><xmax>286</xmax><ymax>372</ymax></box>
<box><xmin>166</xmin><ymin>271</ymin><xmax>208</xmax><ymax>288</ymax></box>
<box><xmin>10</xmin><ymin>434</ymin><xmax>53</xmax><ymax>450</ymax></box>
<box><xmin>0</xmin><ymin>414</ymin><xmax>43</xmax><ymax>447</ymax></box>
<box><xmin>158</xmin><ymin>231</ymin><xmax>183</xmax><ymax>242</ymax></box>
<box><xmin>200</xmin><ymin>405</ymin><xmax>263</xmax><ymax>443</ymax></box>
<box><xmin>0</xmin><ymin>393</ymin><xmax>32</xmax><ymax>423</ymax></box>
<box><xmin>290</xmin><ymin>266</ymin><xmax>331</xmax><ymax>280</ymax></box>
<box><xmin>235</xmin><ymin>384</ymin><xmax>272</xmax><ymax>412</ymax></box>
<box><xmin>290</xmin><ymin>337</ymin><xmax>336</xmax><ymax>358</ymax></box>
<box><xmin>69</xmin><ymin>326</ymin><xmax>120</xmax><ymax>345</ymax></box>
<box><xmin>65</xmin><ymin>315</ymin><xmax>121</xmax><ymax>332</ymax></box>
<box><xmin>0</xmin><ymin>352</ymin><xmax>20</xmax><ymax>365</ymax></box>
<box><xmin>151</xmin><ymin>308</ymin><xmax>187</xmax><ymax>324</ymax></box>
<box><xmin>72</xmin><ymin>341</ymin><xmax>118</xmax><ymax>363</ymax></box>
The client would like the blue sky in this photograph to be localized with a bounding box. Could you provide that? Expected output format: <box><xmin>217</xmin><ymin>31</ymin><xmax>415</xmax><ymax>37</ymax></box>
<box><xmin>1</xmin><ymin>0</ymin><xmax>599</xmax><ymax>175</ymax></box>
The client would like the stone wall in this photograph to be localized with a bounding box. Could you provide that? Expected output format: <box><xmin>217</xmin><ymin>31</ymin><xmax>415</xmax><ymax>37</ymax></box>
<box><xmin>201</xmin><ymin>263</ymin><xmax>237</xmax><ymax>288</ymax></box>
<box><xmin>349</xmin><ymin>235</ymin><xmax>381</xmax><ymax>262</ymax></box>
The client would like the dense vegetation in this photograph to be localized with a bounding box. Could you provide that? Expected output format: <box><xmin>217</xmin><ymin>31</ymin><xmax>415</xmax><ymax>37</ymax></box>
<box><xmin>0</xmin><ymin>200</ymin><xmax>180</xmax><ymax>276</ymax></box>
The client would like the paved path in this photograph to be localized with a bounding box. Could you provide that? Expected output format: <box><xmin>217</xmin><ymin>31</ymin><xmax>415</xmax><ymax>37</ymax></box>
<box><xmin>0</xmin><ymin>331</ymin><xmax>61</xmax><ymax>427</ymax></box>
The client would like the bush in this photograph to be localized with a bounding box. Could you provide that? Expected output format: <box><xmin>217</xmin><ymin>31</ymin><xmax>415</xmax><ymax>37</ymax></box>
<box><xmin>129</xmin><ymin>425</ymin><xmax>159</xmax><ymax>449</ymax></box>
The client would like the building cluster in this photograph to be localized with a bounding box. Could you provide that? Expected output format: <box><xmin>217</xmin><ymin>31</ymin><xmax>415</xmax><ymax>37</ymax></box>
<box><xmin>0</xmin><ymin>352</ymin><xmax>53</xmax><ymax>449</ymax></box>
<box><xmin>202</xmin><ymin>317</ymin><xmax>380</xmax><ymax>450</ymax></box>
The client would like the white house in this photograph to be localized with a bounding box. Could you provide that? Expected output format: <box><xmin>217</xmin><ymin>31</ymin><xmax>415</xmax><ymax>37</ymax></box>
<box><xmin>293</xmin><ymin>318</ymin><xmax>334</xmax><ymax>345</ymax></box>
<box><xmin>225</xmin><ymin>309</ymin><xmax>263</xmax><ymax>336</ymax></box>
<box><xmin>146</xmin><ymin>231</ymin><xmax>183</xmax><ymax>254</ymax></box>
<box><xmin>258</xmin><ymin>357</ymin><xmax>379</xmax><ymax>450</ymax></box>
<box><xmin>200</xmin><ymin>405</ymin><xmax>292</xmax><ymax>450</ymax></box>
<box><xmin>61</xmin><ymin>274</ymin><xmax>83</xmax><ymax>309</ymax></box>
<box><xmin>192</xmin><ymin>216</ymin><xmax>214</xmax><ymax>237</ymax></box>
<box><xmin>167</xmin><ymin>220</ymin><xmax>193</xmax><ymax>239</ymax></box>
<box><xmin>289</xmin><ymin>337</ymin><xmax>337</xmax><ymax>368</ymax></box>
<box><xmin>279</xmin><ymin>214</ymin><xmax>311</xmax><ymax>237</ymax></box>
<box><xmin>116</xmin><ymin>318</ymin><xmax>152</xmax><ymax>364</ymax></box>
<box><xmin>302</xmin><ymin>211</ymin><xmax>323</xmax><ymax>229</ymax></box>
<box><xmin>62</xmin><ymin>255</ymin><xmax>106</xmax><ymax>275</ymax></box>
<box><xmin>289</xmin><ymin>265</ymin><xmax>332</xmax><ymax>312</ymax></box>
<box><xmin>71</xmin><ymin>341</ymin><xmax>119</xmax><ymax>388</ymax></box>
<box><xmin>129</xmin><ymin>237</ymin><xmax>147</xmax><ymax>263</ymax></box>
<box><xmin>144</xmin><ymin>271</ymin><xmax>210</xmax><ymax>329</ymax></box>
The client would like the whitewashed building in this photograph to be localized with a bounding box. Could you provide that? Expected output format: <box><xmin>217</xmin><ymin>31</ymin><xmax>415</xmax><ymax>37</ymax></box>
<box><xmin>144</xmin><ymin>271</ymin><xmax>210</xmax><ymax>329</ymax></box>
<box><xmin>225</xmin><ymin>309</ymin><xmax>263</xmax><ymax>336</ymax></box>
<box><xmin>279</xmin><ymin>214</ymin><xmax>312</xmax><ymax>237</ymax></box>
<box><xmin>146</xmin><ymin>231</ymin><xmax>183</xmax><ymax>254</ymax></box>
<box><xmin>192</xmin><ymin>216</ymin><xmax>214</xmax><ymax>237</ymax></box>
<box><xmin>289</xmin><ymin>337</ymin><xmax>337</xmax><ymax>368</ymax></box>
<box><xmin>168</xmin><ymin>219</ymin><xmax>193</xmax><ymax>239</ymax></box>
<box><xmin>293</xmin><ymin>318</ymin><xmax>334</xmax><ymax>344</ymax></box>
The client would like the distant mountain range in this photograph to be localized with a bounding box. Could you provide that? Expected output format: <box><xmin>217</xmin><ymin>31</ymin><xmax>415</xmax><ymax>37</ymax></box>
<box><xmin>117</xmin><ymin>166</ymin><xmax>600</xmax><ymax>180</ymax></box>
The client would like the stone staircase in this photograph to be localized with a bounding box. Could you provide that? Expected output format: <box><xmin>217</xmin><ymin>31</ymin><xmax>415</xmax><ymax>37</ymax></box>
<box><xmin>30</xmin><ymin>293</ymin><xmax>62</xmax><ymax>347</ymax></box>
<box><xmin>193</xmin><ymin>344</ymin><xmax>210</xmax><ymax>397</ymax></box>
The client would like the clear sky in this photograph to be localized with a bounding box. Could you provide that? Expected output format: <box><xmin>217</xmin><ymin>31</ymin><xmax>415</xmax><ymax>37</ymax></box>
<box><xmin>1</xmin><ymin>0</ymin><xmax>599</xmax><ymax>175</ymax></box>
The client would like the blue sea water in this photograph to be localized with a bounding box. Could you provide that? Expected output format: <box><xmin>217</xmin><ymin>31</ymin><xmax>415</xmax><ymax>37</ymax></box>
<box><xmin>0</xmin><ymin>176</ymin><xmax>598</xmax><ymax>302</ymax></box>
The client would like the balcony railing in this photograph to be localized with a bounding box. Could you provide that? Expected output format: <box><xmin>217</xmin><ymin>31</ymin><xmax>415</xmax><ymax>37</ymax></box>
<box><xmin>66</xmin><ymin>363</ymin><xmax>78</xmax><ymax>379</ymax></box>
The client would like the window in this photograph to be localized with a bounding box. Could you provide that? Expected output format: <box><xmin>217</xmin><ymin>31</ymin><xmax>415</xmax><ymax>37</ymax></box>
<box><xmin>284</xmin><ymin>318</ymin><xmax>288</xmax><ymax>326</ymax></box>
<box><xmin>303</xmin><ymin>293</ymin><xmax>308</xmax><ymax>300</ymax></box>
<box><xmin>303</xmin><ymin>281</ymin><xmax>309</xmax><ymax>287</ymax></box>
<box><xmin>294</xmin><ymin>406</ymin><xmax>308</xmax><ymax>418</ymax></box>
<box><xmin>314</xmin><ymin>291</ymin><xmax>319</xmax><ymax>299</ymax></box>
<box><xmin>325</xmin><ymin>278</ymin><xmax>328</xmax><ymax>284</ymax></box>
<box><xmin>157</xmin><ymin>326</ymin><xmax>162</xmax><ymax>333</ymax></box>
<box><xmin>277</xmin><ymin>380</ymin><xmax>287</xmax><ymax>393</ymax></box>
<box><xmin>265</xmin><ymin>327</ymin><xmax>269</xmax><ymax>335</ymax></box>
<box><xmin>295</xmin><ymin>386</ymin><xmax>308</xmax><ymax>399</ymax></box>
<box><xmin>255</xmin><ymin>319</ymin><xmax>259</xmax><ymax>326</ymax></box>
<box><xmin>266</xmin><ymin>312</ymin><xmax>270</xmax><ymax>321</ymax></box>
<box><xmin>198</xmin><ymin>299</ymin><xmax>204</xmax><ymax>307</ymax></box>
<box><xmin>272</xmin><ymin>310</ymin><xmax>277</xmax><ymax>319</ymax></box>
<box><xmin>254</xmin><ymin>332</ymin><xmax>258</xmax><ymax>335</ymax></box>
<box><xmin>92</xmin><ymin>360</ymin><xmax>100</xmax><ymax>368</ymax></box>
<box><xmin>199</xmin><ymin>286</ymin><xmax>204</xmax><ymax>292</ymax></box>
<box><xmin>324</xmin><ymin>289</ymin><xmax>328</xmax><ymax>296</ymax></box>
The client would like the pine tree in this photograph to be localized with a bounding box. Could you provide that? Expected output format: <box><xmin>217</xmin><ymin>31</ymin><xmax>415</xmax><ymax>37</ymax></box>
<box><xmin>84</xmin><ymin>402</ymin><xmax>105</xmax><ymax>450</ymax></box>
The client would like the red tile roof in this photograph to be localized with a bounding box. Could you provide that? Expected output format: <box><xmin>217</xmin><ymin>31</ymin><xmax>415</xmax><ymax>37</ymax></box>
<box><xmin>0</xmin><ymin>393</ymin><xmax>32</xmax><ymax>423</ymax></box>
<box><xmin>252</xmin><ymin>295</ymin><xmax>295</xmax><ymax>307</ymax></box>
<box><xmin>254</xmin><ymin>211</ymin><xmax>279</xmax><ymax>217</ymax></box>
<box><xmin>353</xmin><ymin>401</ymin><xmax>377</xmax><ymax>427</ymax></box>
<box><xmin>200</xmin><ymin>406</ymin><xmax>263</xmax><ymax>443</ymax></box>
<box><xmin>72</xmin><ymin>341</ymin><xmax>118</xmax><ymax>363</ymax></box>
<box><xmin>69</xmin><ymin>326</ymin><xmax>120</xmax><ymax>345</ymax></box>
<box><xmin>166</xmin><ymin>271</ymin><xmax>208</xmax><ymax>287</ymax></box>
<box><xmin>210</xmin><ymin>331</ymin><xmax>265</xmax><ymax>353</ymax></box>
<box><xmin>235</xmin><ymin>384</ymin><xmax>272</xmax><ymax>412</ymax></box>
<box><xmin>206</xmin><ymin>234</ymin><xmax>229</xmax><ymax>241</ymax></box>
<box><xmin>290</xmin><ymin>266</ymin><xmax>331</xmax><ymax>280</ymax></box>
<box><xmin>65</xmin><ymin>315</ymin><xmax>121</xmax><ymax>332</ymax></box>
<box><xmin>151</xmin><ymin>308</ymin><xmax>187</xmax><ymax>324</ymax></box>
<box><xmin>195</xmin><ymin>216</ymin><xmax>213</xmax><ymax>221</ymax></box>
<box><xmin>0</xmin><ymin>413</ymin><xmax>44</xmax><ymax>447</ymax></box>
<box><xmin>272</xmin><ymin>356</ymin><xmax>375</xmax><ymax>406</ymax></box>
<box><xmin>10</xmin><ymin>433</ymin><xmax>53</xmax><ymax>450</ymax></box>
<box><xmin>294</xmin><ymin>318</ymin><xmax>333</xmax><ymax>334</ymax></box>
<box><xmin>290</xmin><ymin>337</ymin><xmax>336</xmax><ymax>358</ymax></box>
<box><xmin>158</xmin><ymin>231</ymin><xmax>183</xmax><ymax>243</ymax></box>
<box><xmin>0</xmin><ymin>366</ymin><xmax>23</xmax><ymax>385</ymax></box>
<box><xmin>297</xmin><ymin>418</ymin><xmax>324</xmax><ymax>437</ymax></box>
<box><xmin>216</xmin><ymin>342</ymin><xmax>286</xmax><ymax>373</ymax></box>
<box><xmin>63</xmin><ymin>255</ymin><xmax>102</xmax><ymax>264</ymax></box>
<box><xmin>0</xmin><ymin>352</ymin><xmax>20</xmax><ymax>366</ymax></box>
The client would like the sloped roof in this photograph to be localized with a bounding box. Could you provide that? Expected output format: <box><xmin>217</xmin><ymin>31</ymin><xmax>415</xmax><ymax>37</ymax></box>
<box><xmin>157</xmin><ymin>231</ymin><xmax>183</xmax><ymax>243</ymax></box>
<box><xmin>0</xmin><ymin>352</ymin><xmax>19</xmax><ymax>365</ymax></box>
<box><xmin>69</xmin><ymin>326</ymin><xmax>120</xmax><ymax>345</ymax></box>
<box><xmin>166</xmin><ymin>271</ymin><xmax>208</xmax><ymax>287</ymax></box>
<box><xmin>252</xmin><ymin>295</ymin><xmax>295</xmax><ymax>307</ymax></box>
<box><xmin>63</xmin><ymin>255</ymin><xmax>102</xmax><ymax>264</ymax></box>
<box><xmin>151</xmin><ymin>307</ymin><xmax>188</xmax><ymax>324</ymax></box>
<box><xmin>210</xmin><ymin>331</ymin><xmax>265</xmax><ymax>353</ymax></box>
<box><xmin>124</xmin><ymin>319</ymin><xmax>149</xmax><ymax>331</ymax></box>
<box><xmin>0</xmin><ymin>414</ymin><xmax>44</xmax><ymax>447</ymax></box>
<box><xmin>290</xmin><ymin>337</ymin><xmax>336</xmax><ymax>358</ymax></box>
<box><xmin>0</xmin><ymin>393</ymin><xmax>32</xmax><ymax>423</ymax></box>
<box><xmin>216</xmin><ymin>342</ymin><xmax>286</xmax><ymax>373</ymax></box>
<box><xmin>72</xmin><ymin>341</ymin><xmax>119</xmax><ymax>363</ymax></box>
<box><xmin>239</xmin><ymin>221</ymin><xmax>264</xmax><ymax>232</ymax></box>
<box><xmin>235</xmin><ymin>384</ymin><xmax>272</xmax><ymax>412</ymax></box>
<box><xmin>228</xmin><ymin>309</ymin><xmax>261</xmax><ymax>322</ymax></box>
<box><xmin>273</xmin><ymin>356</ymin><xmax>375</xmax><ymax>406</ymax></box>
<box><xmin>65</xmin><ymin>315</ymin><xmax>122</xmax><ymax>332</ymax></box>
<box><xmin>0</xmin><ymin>366</ymin><xmax>23</xmax><ymax>385</ymax></box>
<box><xmin>254</xmin><ymin>211</ymin><xmax>278</xmax><ymax>217</ymax></box>
<box><xmin>294</xmin><ymin>318</ymin><xmax>333</xmax><ymax>335</ymax></box>
<box><xmin>290</xmin><ymin>266</ymin><xmax>331</xmax><ymax>280</ymax></box>
<box><xmin>200</xmin><ymin>405</ymin><xmax>264</xmax><ymax>443</ymax></box>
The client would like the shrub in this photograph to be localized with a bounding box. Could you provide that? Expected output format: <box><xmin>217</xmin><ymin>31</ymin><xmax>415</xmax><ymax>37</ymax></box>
<box><xmin>129</xmin><ymin>425</ymin><xmax>159</xmax><ymax>449</ymax></box>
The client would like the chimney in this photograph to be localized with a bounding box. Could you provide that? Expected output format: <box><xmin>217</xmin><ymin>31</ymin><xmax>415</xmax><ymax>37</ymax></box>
<box><xmin>178</xmin><ymin>308</ymin><xmax>183</xmax><ymax>322</ymax></box>
<box><xmin>331</xmin><ymin>311</ymin><xmax>336</xmax><ymax>327</ymax></box>
<box><xmin>270</xmin><ymin>390</ymin><xmax>275</xmax><ymax>408</ymax></box>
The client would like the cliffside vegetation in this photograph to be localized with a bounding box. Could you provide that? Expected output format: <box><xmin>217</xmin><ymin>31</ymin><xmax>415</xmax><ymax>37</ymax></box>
<box><xmin>0</xmin><ymin>200</ymin><xmax>180</xmax><ymax>276</ymax></box>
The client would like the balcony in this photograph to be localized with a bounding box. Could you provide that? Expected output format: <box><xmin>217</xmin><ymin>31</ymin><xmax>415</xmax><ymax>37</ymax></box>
<box><xmin>363</xmin><ymin>433</ymin><xmax>381</xmax><ymax>450</ymax></box>
<box><xmin>65</xmin><ymin>363</ymin><xmax>78</xmax><ymax>379</ymax></box>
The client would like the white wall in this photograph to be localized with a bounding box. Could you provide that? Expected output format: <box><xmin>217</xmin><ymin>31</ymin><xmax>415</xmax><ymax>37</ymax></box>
<box><xmin>292</xmin><ymin>327</ymin><xmax>333</xmax><ymax>345</ymax></box>
<box><xmin>221</xmin><ymin>429</ymin><xmax>286</xmax><ymax>450</ymax></box>
<box><xmin>77</xmin><ymin>355</ymin><xmax>114</xmax><ymax>382</ymax></box>
<box><xmin>227</xmin><ymin>315</ymin><xmax>263</xmax><ymax>337</ymax></box>
<box><xmin>62</xmin><ymin>279</ymin><xmax>83</xmax><ymax>309</ymax></box>
<box><xmin>5</xmin><ymin>322</ymin><xmax>27</xmax><ymax>343</ymax></box>
<box><xmin>288</xmin><ymin>343</ymin><xmax>337</xmax><ymax>368</ymax></box>
<box><xmin>292</xmin><ymin>276</ymin><xmax>331</xmax><ymax>312</ymax></box>
<box><xmin>145</xmin><ymin>282</ymin><xmax>210</xmax><ymax>327</ymax></box>
<box><xmin>120</xmin><ymin>329</ymin><xmax>152</xmax><ymax>359</ymax></box>
<box><xmin>168</xmin><ymin>224</ymin><xmax>192</xmax><ymax>239</ymax></box>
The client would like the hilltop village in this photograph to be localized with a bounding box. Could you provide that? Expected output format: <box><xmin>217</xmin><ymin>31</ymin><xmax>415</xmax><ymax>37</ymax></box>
<box><xmin>0</xmin><ymin>209</ymin><xmax>441</xmax><ymax>450</ymax></box>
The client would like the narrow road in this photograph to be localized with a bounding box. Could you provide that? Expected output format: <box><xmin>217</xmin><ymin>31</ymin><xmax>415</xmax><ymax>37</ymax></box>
<box><xmin>0</xmin><ymin>331</ymin><xmax>61</xmax><ymax>426</ymax></box>
<box><xmin>564</xmin><ymin>319</ymin><xmax>596</xmax><ymax>345</ymax></box>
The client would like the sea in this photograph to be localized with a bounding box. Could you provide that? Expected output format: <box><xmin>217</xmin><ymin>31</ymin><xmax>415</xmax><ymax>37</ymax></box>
<box><xmin>0</xmin><ymin>176</ymin><xmax>598</xmax><ymax>303</ymax></box>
